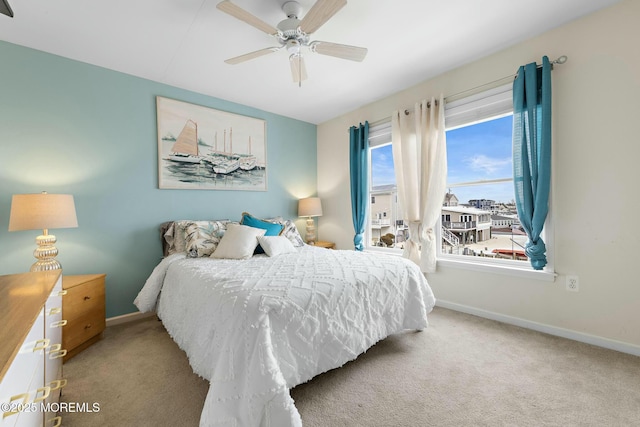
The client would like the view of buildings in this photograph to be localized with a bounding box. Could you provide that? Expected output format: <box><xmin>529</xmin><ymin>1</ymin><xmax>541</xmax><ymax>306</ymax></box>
<box><xmin>369</xmin><ymin>114</ymin><xmax>527</xmax><ymax>261</ymax></box>
<box><xmin>370</xmin><ymin>185</ymin><xmax>527</xmax><ymax>261</ymax></box>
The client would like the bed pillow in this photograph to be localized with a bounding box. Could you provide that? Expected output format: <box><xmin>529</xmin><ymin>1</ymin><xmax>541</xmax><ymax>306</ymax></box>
<box><xmin>257</xmin><ymin>236</ymin><xmax>297</xmax><ymax>257</ymax></box>
<box><xmin>278</xmin><ymin>219</ymin><xmax>306</xmax><ymax>247</ymax></box>
<box><xmin>259</xmin><ymin>216</ymin><xmax>305</xmax><ymax>247</ymax></box>
<box><xmin>240</xmin><ymin>212</ymin><xmax>285</xmax><ymax>254</ymax></box>
<box><xmin>211</xmin><ymin>223</ymin><xmax>267</xmax><ymax>260</ymax></box>
<box><xmin>240</xmin><ymin>212</ymin><xmax>284</xmax><ymax>236</ymax></box>
<box><xmin>184</xmin><ymin>220</ymin><xmax>229</xmax><ymax>258</ymax></box>
<box><xmin>163</xmin><ymin>220</ymin><xmax>189</xmax><ymax>255</ymax></box>
<box><xmin>164</xmin><ymin>220</ymin><xmax>229</xmax><ymax>255</ymax></box>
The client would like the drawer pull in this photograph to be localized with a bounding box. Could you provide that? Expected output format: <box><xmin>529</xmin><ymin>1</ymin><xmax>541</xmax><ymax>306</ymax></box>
<box><xmin>33</xmin><ymin>338</ymin><xmax>51</xmax><ymax>352</ymax></box>
<box><xmin>83</xmin><ymin>295</ymin><xmax>91</xmax><ymax>300</ymax></box>
<box><xmin>48</xmin><ymin>416</ymin><xmax>62</xmax><ymax>427</ymax></box>
<box><xmin>58</xmin><ymin>290</ymin><xmax>68</xmax><ymax>296</ymax></box>
<box><xmin>51</xmin><ymin>319</ymin><xmax>68</xmax><ymax>328</ymax></box>
<box><xmin>85</xmin><ymin>323</ymin><xmax>92</xmax><ymax>329</ymax></box>
<box><xmin>48</xmin><ymin>343</ymin><xmax>67</xmax><ymax>360</ymax></box>
<box><xmin>2</xmin><ymin>393</ymin><xmax>28</xmax><ymax>418</ymax></box>
<box><xmin>48</xmin><ymin>379</ymin><xmax>68</xmax><ymax>391</ymax></box>
<box><xmin>49</xmin><ymin>307</ymin><xmax>62</xmax><ymax>315</ymax></box>
<box><xmin>50</xmin><ymin>349</ymin><xmax>67</xmax><ymax>360</ymax></box>
<box><xmin>33</xmin><ymin>386</ymin><xmax>51</xmax><ymax>403</ymax></box>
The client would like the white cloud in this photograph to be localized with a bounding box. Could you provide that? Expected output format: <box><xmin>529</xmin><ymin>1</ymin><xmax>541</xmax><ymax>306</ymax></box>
<box><xmin>465</xmin><ymin>154</ymin><xmax>511</xmax><ymax>175</ymax></box>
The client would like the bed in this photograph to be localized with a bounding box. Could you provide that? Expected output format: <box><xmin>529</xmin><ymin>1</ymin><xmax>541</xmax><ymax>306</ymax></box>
<box><xmin>134</xmin><ymin>216</ymin><xmax>436</xmax><ymax>427</ymax></box>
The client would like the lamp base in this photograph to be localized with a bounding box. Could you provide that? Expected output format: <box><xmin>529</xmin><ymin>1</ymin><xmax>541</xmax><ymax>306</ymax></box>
<box><xmin>305</xmin><ymin>217</ymin><xmax>316</xmax><ymax>245</ymax></box>
<box><xmin>31</xmin><ymin>233</ymin><xmax>62</xmax><ymax>271</ymax></box>
<box><xmin>30</xmin><ymin>259</ymin><xmax>62</xmax><ymax>272</ymax></box>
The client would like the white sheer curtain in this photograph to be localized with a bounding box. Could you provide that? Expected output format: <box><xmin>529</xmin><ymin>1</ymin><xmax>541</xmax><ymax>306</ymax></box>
<box><xmin>391</xmin><ymin>96</ymin><xmax>447</xmax><ymax>273</ymax></box>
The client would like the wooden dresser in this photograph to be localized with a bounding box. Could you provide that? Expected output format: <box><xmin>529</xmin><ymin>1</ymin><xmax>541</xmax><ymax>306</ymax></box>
<box><xmin>0</xmin><ymin>270</ymin><xmax>66</xmax><ymax>427</ymax></box>
<box><xmin>62</xmin><ymin>274</ymin><xmax>106</xmax><ymax>362</ymax></box>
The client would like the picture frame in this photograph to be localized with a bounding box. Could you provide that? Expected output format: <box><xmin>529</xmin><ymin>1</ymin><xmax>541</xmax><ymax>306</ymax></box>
<box><xmin>157</xmin><ymin>96</ymin><xmax>267</xmax><ymax>191</ymax></box>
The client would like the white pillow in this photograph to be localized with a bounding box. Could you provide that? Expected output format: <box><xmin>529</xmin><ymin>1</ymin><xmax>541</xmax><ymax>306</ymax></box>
<box><xmin>211</xmin><ymin>224</ymin><xmax>266</xmax><ymax>260</ymax></box>
<box><xmin>257</xmin><ymin>235</ymin><xmax>297</xmax><ymax>257</ymax></box>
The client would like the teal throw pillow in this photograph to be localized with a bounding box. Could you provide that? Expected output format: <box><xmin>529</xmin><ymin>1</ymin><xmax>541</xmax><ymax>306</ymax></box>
<box><xmin>240</xmin><ymin>212</ymin><xmax>284</xmax><ymax>253</ymax></box>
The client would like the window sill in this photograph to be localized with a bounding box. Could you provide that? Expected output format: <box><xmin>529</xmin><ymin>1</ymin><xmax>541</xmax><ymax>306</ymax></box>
<box><xmin>364</xmin><ymin>246</ymin><xmax>403</xmax><ymax>256</ymax></box>
<box><xmin>437</xmin><ymin>257</ymin><xmax>557</xmax><ymax>282</ymax></box>
<box><xmin>365</xmin><ymin>247</ymin><xmax>556</xmax><ymax>282</ymax></box>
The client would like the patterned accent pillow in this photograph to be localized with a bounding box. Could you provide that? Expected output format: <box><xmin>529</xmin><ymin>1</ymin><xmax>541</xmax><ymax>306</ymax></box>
<box><xmin>279</xmin><ymin>219</ymin><xmax>306</xmax><ymax>247</ymax></box>
<box><xmin>259</xmin><ymin>216</ymin><xmax>305</xmax><ymax>247</ymax></box>
<box><xmin>184</xmin><ymin>220</ymin><xmax>229</xmax><ymax>258</ymax></box>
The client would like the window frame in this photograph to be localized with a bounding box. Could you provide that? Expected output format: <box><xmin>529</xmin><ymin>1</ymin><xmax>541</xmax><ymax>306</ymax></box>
<box><xmin>365</xmin><ymin>84</ymin><xmax>555</xmax><ymax>281</ymax></box>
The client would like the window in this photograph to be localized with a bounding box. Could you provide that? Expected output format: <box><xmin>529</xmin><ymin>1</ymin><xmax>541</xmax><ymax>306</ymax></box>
<box><xmin>367</xmin><ymin>84</ymin><xmax>553</xmax><ymax>278</ymax></box>
<box><xmin>368</xmin><ymin>122</ymin><xmax>404</xmax><ymax>249</ymax></box>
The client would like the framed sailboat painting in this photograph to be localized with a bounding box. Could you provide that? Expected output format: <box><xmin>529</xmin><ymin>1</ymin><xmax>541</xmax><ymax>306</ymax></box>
<box><xmin>156</xmin><ymin>96</ymin><xmax>267</xmax><ymax>191</ymax></box>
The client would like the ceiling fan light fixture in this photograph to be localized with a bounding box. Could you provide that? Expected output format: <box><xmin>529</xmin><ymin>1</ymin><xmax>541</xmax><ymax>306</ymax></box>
<box><xmin>285</xmin><ymin>39</ymin><xmax>302</xmax><ymax>55</ymax></box>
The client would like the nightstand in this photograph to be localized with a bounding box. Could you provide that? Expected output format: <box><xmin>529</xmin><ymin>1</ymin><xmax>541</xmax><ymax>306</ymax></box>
<box><xmin>62</xmin><ymin>274</ymin><xmax>106</xmax><ymax>362</ymax></box>
<box><xmin>313</xmin><ymin>241</ymin><xmax>336</xmax><ymax>249</ymax></box>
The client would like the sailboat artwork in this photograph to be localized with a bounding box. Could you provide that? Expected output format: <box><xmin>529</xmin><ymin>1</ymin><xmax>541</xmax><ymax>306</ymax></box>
<box><xmin>156</xmin><ymin>96</ymin><xmax>267</xmax><ymax>191</ymax></box>
<box><xmin>239</xmin><ymin>137</ymin><xmax>257</xmax><ymax>171</ymax></box>
<box><xmin>166</xmin><ymin>119</ymin><xmax>201</xmax><ymax>163</ymax></box>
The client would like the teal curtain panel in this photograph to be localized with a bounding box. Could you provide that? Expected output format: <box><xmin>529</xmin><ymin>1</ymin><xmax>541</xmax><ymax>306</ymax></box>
<box><xmin>349</xmin><ymin>122</ymin><xmax>369</xmax><ymax>251</ymax></box>
<box><xmin>512</xmin><ymin>56</ymin><xmax>552</xmax><ymax>270</ymax></box>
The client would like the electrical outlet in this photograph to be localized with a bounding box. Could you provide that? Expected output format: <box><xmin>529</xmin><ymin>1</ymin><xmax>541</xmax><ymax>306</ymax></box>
<box><xmin>566</xmin><ymin>275</ymin><xmax>579</xmax><ymax>292</ymax></box>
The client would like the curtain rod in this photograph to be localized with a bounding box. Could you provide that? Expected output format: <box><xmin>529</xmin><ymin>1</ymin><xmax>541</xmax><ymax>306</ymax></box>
<box><xmin>437</xmin><ymin>55</ymin><xmax>568</xmax><ymax>109</ymax></box>
<box><xmin>369</xmin><ymin>55</ymin><xmax>567</xmax><ymax>124</ymax></box>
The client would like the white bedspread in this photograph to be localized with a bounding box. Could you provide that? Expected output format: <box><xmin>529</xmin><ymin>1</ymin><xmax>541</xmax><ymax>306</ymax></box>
<box><xmin>134</xmin><ymin>245</ymin><xmax>435</xmax><ymax>427</ymax></box>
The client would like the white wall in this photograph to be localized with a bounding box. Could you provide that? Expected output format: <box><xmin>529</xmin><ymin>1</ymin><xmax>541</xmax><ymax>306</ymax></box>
<box><xmin>317</xmin><ymin>0</ymin><xmax>640</xmax><ymax>350</ymax></box>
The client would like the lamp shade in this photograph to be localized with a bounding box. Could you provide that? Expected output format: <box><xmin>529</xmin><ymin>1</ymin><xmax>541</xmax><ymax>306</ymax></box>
<box><xmin>298</xmin><ymin>197</ymin><xmax>323</xmax><ymax>217</ymax></box>
<box><xmin>8</xmin><ymin>193</ymin><xmax>78</xmax><ymax>231</ymax></box>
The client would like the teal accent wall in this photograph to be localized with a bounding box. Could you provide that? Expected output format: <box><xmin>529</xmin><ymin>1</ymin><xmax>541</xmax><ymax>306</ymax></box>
<box><xmin>0</xmin><ymin>41</ymin><xmax>317</xmax><ymax>318</ymax></box>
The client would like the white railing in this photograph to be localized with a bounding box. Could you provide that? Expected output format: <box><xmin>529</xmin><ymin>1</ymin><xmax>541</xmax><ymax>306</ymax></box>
<box><xmin>441</xmin><ymin>226</ymin><xmax>460</xmax><ymax>247</ymax></box>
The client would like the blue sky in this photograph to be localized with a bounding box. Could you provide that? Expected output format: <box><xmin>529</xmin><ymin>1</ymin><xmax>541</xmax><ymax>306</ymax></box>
<box><xmin>371</xmin><ymin>115</ymin><xmax>515</xmax><ymax>204</ymax></box>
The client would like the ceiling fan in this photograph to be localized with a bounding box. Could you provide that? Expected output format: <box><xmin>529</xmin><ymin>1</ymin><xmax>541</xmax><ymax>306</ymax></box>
<box><xmin>216</xmin><ymin>0</ymin><xmax>367</xmax><ymax>86</ymax></box>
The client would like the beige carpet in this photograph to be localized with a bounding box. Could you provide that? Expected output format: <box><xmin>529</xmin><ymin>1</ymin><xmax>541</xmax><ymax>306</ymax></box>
<box><xmin>60</xmin><ymin>307</ymin><xmax>640</xmax><ymax>426</ymax></box>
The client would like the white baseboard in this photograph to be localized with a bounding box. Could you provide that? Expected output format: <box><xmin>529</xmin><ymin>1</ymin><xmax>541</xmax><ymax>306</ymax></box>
<box><xmin>106</xmin><ymin>311</ymin><xmax>156</xmax><ymax>327</ymax></box>
<box><xmin>435</xmin><ymin>300</ymin><xmax>640</xmax><ymax>357</ymax></box>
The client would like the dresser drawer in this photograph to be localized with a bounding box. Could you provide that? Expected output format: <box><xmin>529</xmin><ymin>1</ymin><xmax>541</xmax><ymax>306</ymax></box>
<box><xmin>63</xmin><ymin>278</ymin><xmax>104</xmax><ymax>321</ymax></box>
<box><xmin>0</xmin><ymin>310</ymin><xmax>45</xmax><ymax>423</ymax></box>
<box><xmin>62</xmin><ymin>310</ymin><xmax>105</xmax><ymax>353</ymax></box>
<box><xmin>61</xmin><ymin>274</ymin><xmax>106</xmax><ymax>361</ymax></box>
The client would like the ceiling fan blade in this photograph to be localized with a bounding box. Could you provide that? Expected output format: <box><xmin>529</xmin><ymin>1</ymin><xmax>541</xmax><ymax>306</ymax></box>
<box><xmin>225</xmin><ymin>47</ymin><xmax>282</xmax><ymax>65</ymax></box>
<box><xmin>310</xmin><ymin>41</ymin><xmax>367</xmax><ymax>62</ymax></box>
<box><xmin>217</xmin><ymin>1</ymin><xmax>278</xmax><ymax>35</ymax></box>
<box><xmin>1</xmin><ymin>0</ymin><xmax>14</xmax><ymax>17</ymax></box>
<box><xmin>290</xmin><ymin>55</ymin><xmax>308</xmax><ymax>84</ymax></box>
<box><xmin>299</xmin><ymin>0</ymin><xmax>347</xmax><ymax>34</ymax></box>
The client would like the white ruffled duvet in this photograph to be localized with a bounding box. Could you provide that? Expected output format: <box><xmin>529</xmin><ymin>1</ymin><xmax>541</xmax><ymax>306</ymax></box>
<box><xmin>134</xmin><ymin>245</ymin><xmax>435</xmax><ymax>427</ymax></box>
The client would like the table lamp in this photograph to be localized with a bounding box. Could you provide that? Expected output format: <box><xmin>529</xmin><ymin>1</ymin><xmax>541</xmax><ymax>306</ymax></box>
<box><xmin>8</xmin><ymin>192</ymin><xmax>78</xmax><ymax>271</ymax></box>
<box><xmin>298</xmin><ymin>197</ymin><xmax>323</xmax><ymax>244</ymax></box>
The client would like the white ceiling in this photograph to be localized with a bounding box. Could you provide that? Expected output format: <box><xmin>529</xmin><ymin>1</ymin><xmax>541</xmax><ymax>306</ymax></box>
<box><xmin>0</xmin><ymin>0</ymin><xmax>621</xmax><ymax>124</ymax></box>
